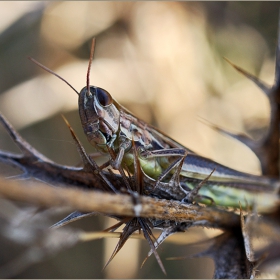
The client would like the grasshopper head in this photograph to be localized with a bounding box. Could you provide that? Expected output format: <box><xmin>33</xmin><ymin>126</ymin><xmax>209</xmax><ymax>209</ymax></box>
<box><xmin>79</xmin><ymin>86</ymin><xmax>120</xmax><ymax>151</ymax></box>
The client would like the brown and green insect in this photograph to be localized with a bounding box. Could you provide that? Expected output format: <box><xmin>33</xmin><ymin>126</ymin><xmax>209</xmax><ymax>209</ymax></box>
<box><xmin>29</xmin><ymin>39</ymin><xmax>279</xmax><ymax>211</ymax></box>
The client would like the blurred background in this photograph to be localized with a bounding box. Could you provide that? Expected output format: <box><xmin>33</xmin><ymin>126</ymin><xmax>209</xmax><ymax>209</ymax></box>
<box><xmin>0</xmin><ymin>1</ymin><xmax>279</xmax><ymax>278</ymax></box>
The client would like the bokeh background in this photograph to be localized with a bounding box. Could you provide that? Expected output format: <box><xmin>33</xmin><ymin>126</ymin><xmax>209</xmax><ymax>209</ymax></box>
<box><xmin>0</xmin><ymin>1</ymin><xmax>279</xmax><ymax>278</ymax></box>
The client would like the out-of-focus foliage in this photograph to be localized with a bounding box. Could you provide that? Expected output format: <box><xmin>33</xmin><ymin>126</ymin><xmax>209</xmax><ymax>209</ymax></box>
<box><xmin>0</xmin><ymin>2</ymin><xmax>279</xmax><ymax>278</ymax></box>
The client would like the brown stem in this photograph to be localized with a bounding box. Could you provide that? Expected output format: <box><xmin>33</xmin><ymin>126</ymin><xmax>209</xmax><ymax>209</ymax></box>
<box><xmin>0</xmin><ymin>177</ymin><xmax>240</xmax><ymax>229</ymax></box>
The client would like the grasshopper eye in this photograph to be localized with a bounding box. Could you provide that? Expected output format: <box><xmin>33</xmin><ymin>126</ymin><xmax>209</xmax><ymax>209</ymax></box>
<box><xmin>95</xmin><ymin>87</ymin><xmax>112</xmax><ymax>107</ymax></box>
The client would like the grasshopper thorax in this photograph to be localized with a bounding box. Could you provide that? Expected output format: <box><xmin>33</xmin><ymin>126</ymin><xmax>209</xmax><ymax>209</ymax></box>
<box><xmin>78</xmin><ymin>86</ymin><xmax>120</xmax><ymax>151</ymax></box>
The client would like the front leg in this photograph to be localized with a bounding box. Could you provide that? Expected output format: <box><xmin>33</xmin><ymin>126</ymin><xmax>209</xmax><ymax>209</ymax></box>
<box><xmin>101</xmin><ymin>136</ymin><xmax>132</xmax><ymax>191</ymax></box>
<box><xmin>98</xmin><ymin>134</ymin><xmax>131</xmax><ymax>170</ymax></box>
<box><xmin>108</xmin><ymin>135</ymin><xmax>131</xmax><ymax>170</ymax></box>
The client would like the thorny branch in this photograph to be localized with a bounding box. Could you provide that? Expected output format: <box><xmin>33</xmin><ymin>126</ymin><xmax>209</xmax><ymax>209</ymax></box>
<box><xmin>0</xmin><ymin>177</ymin><xmax>240</xmax><ymax>229</ymax></box>
<box><xmin>0</xmin><ymin>106</ymin><xmax>240</xmax><ymax>230</ymax></box>
<box><xmin>0</xmin><ymin>106</ymin><xmax>243</xmax><ymax>277</ymax></box>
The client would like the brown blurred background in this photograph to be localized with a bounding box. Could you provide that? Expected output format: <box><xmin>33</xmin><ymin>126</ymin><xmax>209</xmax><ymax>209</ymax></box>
<box><xmin>0</xmin><ymin>1</ymin><xmax>279</xmax><ymax>278</ymax></box>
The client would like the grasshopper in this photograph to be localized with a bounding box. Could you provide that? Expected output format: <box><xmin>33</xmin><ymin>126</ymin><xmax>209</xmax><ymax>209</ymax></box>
<box><xmin>30</xmin><ymin>39</ymin><xmax>279</xmax><ymax>211</ymax></box>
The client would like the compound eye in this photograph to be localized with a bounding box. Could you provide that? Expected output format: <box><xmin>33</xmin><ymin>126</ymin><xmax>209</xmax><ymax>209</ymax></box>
<box><xmin>95</xmin><ymin>87</ymin><xmax>112</xmax><ymax>106</ymax></box>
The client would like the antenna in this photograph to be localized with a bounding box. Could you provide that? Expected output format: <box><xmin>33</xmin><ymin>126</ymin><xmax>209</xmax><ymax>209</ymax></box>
<box><xmin>86</xmin><ymin>38</ymin><xmax>96</xmax><ymax>97</ymax></box>
<box><xmin>28</xmin><ymin>57</ymin><xmax>80</xmax><ymax>95</ymax></box>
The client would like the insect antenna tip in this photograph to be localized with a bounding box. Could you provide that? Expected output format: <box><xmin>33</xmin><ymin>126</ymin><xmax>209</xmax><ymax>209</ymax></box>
<box><xmin>28</xmin><ymin>56</ymin><xmax>80</xmax><ymax>96</ymax></box>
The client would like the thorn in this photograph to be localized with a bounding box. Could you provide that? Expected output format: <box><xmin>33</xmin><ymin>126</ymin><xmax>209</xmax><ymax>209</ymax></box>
<box><xmin>102</xmin><ymin>219</ymin><xmax>137</xmax><ymax>271</ymax></box>
<box><xmin>199</xmin><ymin>116</ymin><xmax>252</xmax><ymax>142</ymax></box>
<box><xmin>61</xmin><ymin>115</ymin><xmax>93</xmax><ymax>170</ymax></box>
<box><xmin>0</xmin><ymin>111</ymin><xmax>49</xmax><ymax>161</ymax></box>
<box><xmin>61</xmin><ymin>115</ymin><xmax>117</xmax><ymax>193</ymax></box>
<box><xmin>103</xmin><ymin>220</ymin><xmax>128</xmax><ymax>233</ymax></box>
<box><xmin>185</xmin><ymin>168</ymin><xmax>215</xmax><ymax>203</ymax></box>
<box><xmin>142</xmin><ymin>225</ymin><xmax>183</xmax><ymax>275</ymax></box>
<box><xmin>139</xmin><ymin>218</ymin><xmax>166</xmax><ymax>275</ymax></box>
<box><xmin>153</xmin><ymin>151</ymin><xmax>188</xmax><ymax>191</ymax></box>
<box><xmin>223</xmin><ymin>57</ymin><xmax>271</xmax><ymax>96</ymax></box>
<box><xmin>198</xmin><ymin>117</ymin><xmax>262</xmax><ymax>157</ymax></box>
<box><xmin>50</xmin><ymin>211</ymin><xmax>95</xmax><ymax>229</ymax></box>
